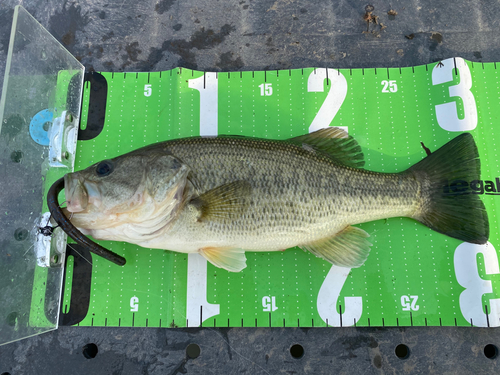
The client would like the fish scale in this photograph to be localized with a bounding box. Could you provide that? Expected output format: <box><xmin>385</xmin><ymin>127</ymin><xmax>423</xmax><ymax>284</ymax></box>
<box><xmin>159</xmin><ymin>136</ymin><xmax>418</xmax><ymax>248</ymax></box>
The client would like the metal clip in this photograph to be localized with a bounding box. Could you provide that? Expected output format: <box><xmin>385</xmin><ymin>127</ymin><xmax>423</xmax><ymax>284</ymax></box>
<box><xmin>49</xmin><ymin>111</ymin><xmax>78</xmax><ymax>168</ymax></box>
<box><xmin>35</xmin><ymin>212</ymin><xmax>65</xmax><ymax>268</ymax></box>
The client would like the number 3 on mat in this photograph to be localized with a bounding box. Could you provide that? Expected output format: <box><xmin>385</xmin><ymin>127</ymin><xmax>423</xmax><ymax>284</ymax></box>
<box><xmin>431</xmin><ymin>57</ymin><xmax>477</xmax><ymax>132</ymax></box>
<box><xmin>454</xmin><ymin>242</ymin><xmax>500</xmax><ymax>327</ymax></box>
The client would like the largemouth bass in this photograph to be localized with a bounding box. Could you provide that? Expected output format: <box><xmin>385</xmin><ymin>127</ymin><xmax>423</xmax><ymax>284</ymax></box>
<box><xmin>63</xmin><ymin>128</ymin><xmax>489</xmax><ymax>272</ymax></box>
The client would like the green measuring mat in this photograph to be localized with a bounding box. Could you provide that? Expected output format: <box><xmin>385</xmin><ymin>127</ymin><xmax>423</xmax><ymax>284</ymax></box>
<box><xmin>58</xmin><ymin>57</ymin><xmax>500</xmax><ymax>328</ymax></box>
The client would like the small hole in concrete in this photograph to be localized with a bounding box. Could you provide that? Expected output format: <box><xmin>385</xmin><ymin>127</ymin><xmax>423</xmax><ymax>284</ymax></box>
<box><xmin>83</xmin><ymin>343</ymin><xmax>98</xmax><ymax>359</ymax></box>
<box><xmin>6</xmin><ymin>312</ymin><xmax>18</xmax><ymax>327</ymax></box>
<box><xmin>1</xmin><ymin>372</ymin><xmax>12</xmax><ymax>375</ymax></box>
<box><xmin>290</xmin><ymin>344</ymin><xmax>304</xmax><ymax>359</ymax></box>
<box><xmin>484</xmin><ymin>344</ymin><xmax>498</xmax><ymax>359</ymax></box>
<box><xmin>395</xmin><ymin>344</ymin><xmax>410</xmax><ymax>359</ymax></box>
<box><xmin>14</xmin><ymin>228</ymin><xmax>28</xmax><ymax>241</ymax></box>
<box><xmin>10</xmin><ymin>150</ymin><xmax>23</xmax><ymax>163</ymax></box>
<box><xmin>186</xmin><ymin>343</ymin><xmax>200</xmax><ymax>359</ymax></box>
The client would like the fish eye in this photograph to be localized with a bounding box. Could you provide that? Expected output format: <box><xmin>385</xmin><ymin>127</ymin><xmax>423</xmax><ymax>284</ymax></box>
<box><xmin>172</xmin><ymin>158</ymin><xmax>181</xmax><ymax>170</ymax></box>
<box><xmin>95</xmin><ymin>160</ymin><xmax>114</xmax><ymax>177</ymax></box>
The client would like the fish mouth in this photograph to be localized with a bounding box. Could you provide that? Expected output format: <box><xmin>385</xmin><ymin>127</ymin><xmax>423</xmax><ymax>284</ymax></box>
<box><xmin>47</xmin><ymin>177</ymin><xmax>126</xmax><ymax>266</ymax></box>
<box><xmin>64</xmin><ymin>174</ymin><xmax>88</xmax><ymax>212</ymax></box>
<box><xmin>64</xmin><ymin>174</ymin><xmax>101</xmax><ymax>213</ymax></box>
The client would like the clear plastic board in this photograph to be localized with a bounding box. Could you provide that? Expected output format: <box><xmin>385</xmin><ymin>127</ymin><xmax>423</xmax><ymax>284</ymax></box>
<box><xmin>0</xmin><ymin>6</ymin><xmax>83</xmax><ymax>345</ymax></box>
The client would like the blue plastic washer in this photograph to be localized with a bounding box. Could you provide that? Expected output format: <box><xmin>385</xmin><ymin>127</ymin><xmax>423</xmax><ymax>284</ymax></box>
<box><xmin>29</xmin><ymin>109</ymin><xmax>53</xmax><ymax>146</ymax></box>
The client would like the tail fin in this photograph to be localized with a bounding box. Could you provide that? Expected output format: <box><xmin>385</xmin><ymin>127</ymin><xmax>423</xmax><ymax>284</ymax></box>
<box><xmin>409</xmin><ymin>133</ymin><xmax>489</xmax><ymax>244</ymax></box>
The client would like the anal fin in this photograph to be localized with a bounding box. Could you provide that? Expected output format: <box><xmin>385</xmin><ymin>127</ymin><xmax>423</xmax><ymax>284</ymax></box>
<box><xmin>199</xmin><ymin>247</ymin><xmax>247</xmax><ymax>272</ymax></box>
<box><xmin>300</xmin><ymin>226</ymin><xmax>372</xmax><ymax>268</ymax></box>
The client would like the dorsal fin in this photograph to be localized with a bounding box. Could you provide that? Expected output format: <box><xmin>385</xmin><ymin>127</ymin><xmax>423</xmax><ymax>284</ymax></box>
<box><xmin>287</xmin><ymin>127</ymin><xmax>365</xmax><ymax>168</ymax></box>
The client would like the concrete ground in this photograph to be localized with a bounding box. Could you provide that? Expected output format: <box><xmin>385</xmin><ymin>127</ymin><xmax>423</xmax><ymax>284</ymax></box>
<box><xmin>1</xmin><ymin>0</ymin><xmax>499</xmax><ymax>374</ymax></box>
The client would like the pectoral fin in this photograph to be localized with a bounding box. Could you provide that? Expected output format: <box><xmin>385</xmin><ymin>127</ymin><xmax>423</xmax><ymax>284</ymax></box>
<box><xmin>199</xmin><ymin>247</ymin><xmax>247</xmax><ymax>272</ymax></box>
<box><xmin>300</xmin><ymin>226</ymin><xmax>372</xmax><ymax>268</ymax></box>
<box><xmin>192</xmin><ymin>180</ymin><xmax>252</xmax><ymax>222</ymax></box>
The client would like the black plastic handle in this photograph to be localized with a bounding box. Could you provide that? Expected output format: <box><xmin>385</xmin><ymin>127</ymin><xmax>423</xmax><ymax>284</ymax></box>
<box><xmin>78</xmin><ymin>71</ymin><xmax>108</xmax><ymax>141</ymax></box>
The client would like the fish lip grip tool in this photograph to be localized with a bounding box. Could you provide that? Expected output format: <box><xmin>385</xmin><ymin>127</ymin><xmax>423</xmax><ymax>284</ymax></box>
<box><xmin>47</xmin><ymin>177</ymin><xmax>127</xmax><ymax>266</ymax></box>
